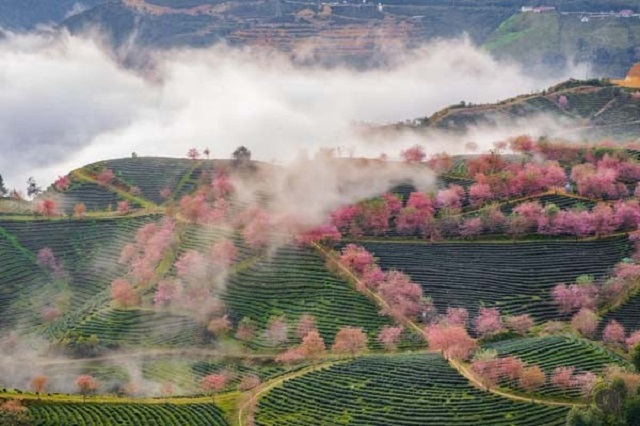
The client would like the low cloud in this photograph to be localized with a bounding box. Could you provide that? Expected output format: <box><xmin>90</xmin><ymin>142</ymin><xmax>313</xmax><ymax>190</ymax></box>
<box><xmin>0</xmin><ymin>29</ymin><xmax>582</xmax><ymax>190</ymax></box>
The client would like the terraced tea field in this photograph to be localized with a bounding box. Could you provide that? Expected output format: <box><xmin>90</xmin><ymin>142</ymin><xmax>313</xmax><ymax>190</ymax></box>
<box><xmin>225</xmin><ymin>245</ymin><xmax>405</xmax><ymax>348</ymax></box>
<box><xmin>3</xmin><ymin>151</ymin><xmax>640</xmax><ymax>426</ymax></box>
<box><xmin>0</xmin><ymin>216</ymin><xmax>161</xmax><ymax>311</ymax></box>
<box><xmin>599</xmin><ymin>294</ymin><xmax>640</xmax><ymax>336</ymax></box>
<box><xmin>71</xmin><ymin>308</ymin><xmax>209</xmax><ymax>348</ymax></box>
<box><xmin>29</xmin><ymin>402</ymin><xmax>229</xmax><ymax>426</ymax></box>
<box><xmin>487</xmin><ymin>335</ymin><xmax>627</xmax><ymax>398</ymax></box>
<box><xmin>0</xmin><ymin>229</ymin><xmax>52</xmax><ymax>329</ymax></box>
<box><xmin>255</xmin><ymin>354</ymin><xmax>569</xmax><ymax>425</ymax></box>
<box><xmin>360</xmin><ymin>237</ymin><xmax>630</xmax><ymax>320</ymax></box>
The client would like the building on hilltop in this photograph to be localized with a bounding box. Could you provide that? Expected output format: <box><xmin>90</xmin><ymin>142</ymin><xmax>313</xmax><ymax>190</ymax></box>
<box><xmin>613</xmin><ymin>63</ymin><xmax>640</xmax><ymax>88</ymax></box>
<box><xmin>522</xmin><ymin>6</ymin><xmax>556</xmax><ymax>13</ymax></box>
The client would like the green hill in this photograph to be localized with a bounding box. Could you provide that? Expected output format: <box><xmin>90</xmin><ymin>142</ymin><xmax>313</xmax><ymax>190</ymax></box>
<box><xmin>484</xmin><ymin>11</ymin><xmax>640</xmax><ymax>78</ymax></box>
<box><xmin>387</xmin><ymin>80</ymin><xmax>640</xmax><ymax>141</ymax></box>
<box><xmin>3</xmin><ymin>151</ymin><xmax>640</xmax><ymax>424</ymax></box>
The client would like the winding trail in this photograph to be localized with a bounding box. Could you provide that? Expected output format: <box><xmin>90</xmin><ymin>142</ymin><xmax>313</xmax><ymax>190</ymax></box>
<box><xmin>448</xmin><ymin>358</ymin><xmax>585</xmax><ymax>408</ymax></box>
<box><xmin>33</xmin><ymin>348</ymin><xmax>277</xmax><ymax>367</ymax></box>
<box><xmin>236</xmin><ymin>360</ymin><xmax>343</xmax><ymax>426</ymax></box>
<box><xmin>315</xmin><ymin>243</ymin><xmax>587</xmax><ymax>409</ymax></box>
<box><xmin>72</xmin><ymin>169</ymin><xmax>158</xmax><ymax>210</ymax></box>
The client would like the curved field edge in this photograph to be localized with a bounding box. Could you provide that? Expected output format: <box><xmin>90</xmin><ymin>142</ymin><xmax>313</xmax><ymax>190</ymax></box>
<box><xmin>253</xmin><ymin>353</ymin><xmax>570</xmax><ymax>426</ymax></box>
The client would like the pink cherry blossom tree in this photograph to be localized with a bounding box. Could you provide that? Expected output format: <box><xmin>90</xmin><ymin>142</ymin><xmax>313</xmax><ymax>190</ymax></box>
<box><xmin>469</xmin><ymin>182</ymin><xmax>493</xmax><ymax>208</ymax></box>
<box><xmin>211</xmin><ymin>173</ymin><xmax>235</xmax><ymax>199</ymax></box>
<box><xmin>111</xmin><ymin>278</ymin><xmax>138</xmax><ymax>308</ymax></box>
<box><xmin>264</xmin><ymin>316</ymin><xmax>289</xmax><ymax>347</ymax></box>
<box><xmin>339</xmin><ymin>244</ymin><xmax>375</xmax><ymax>276</ymax></box>
<box><xmin>76</xmin><ymin>375</ymin><xmax>98</xmax><ymax>402</ymax></box>
<box><xmin>96</xmin><ymin>169</ymin><xmax>115</xmax><ymax>186</ymax></box>
<box><xmin>401</xmin><ymin>145</ymin><xmax>426</xmax><ymax>163</ymax></box>
<box><xmin>201</xmin><ymin>372</ymin><xmax>227</xmax><ymax>403</ymax></box>
<box><xmin>505</xmin><ymin>314</ymin><xmax>534</xmax><ymax>336</ymax></box>
<box><xmin>243</xmin><ymin>210</ymin><xmax>270</xmax><ymax>249</ymax></box>
<box><xmin>331</xmin><ymin>326</ymin><xmax>368</xmax><ymax>358</ymax></box>
<box><xmin>187</xmin><ymin>148</ymin><xmax>200</xmax><ymax>161</ymax></box>
<box><xmin>54</xmin><ymin>175</ymin><xmax>71</xmax><ymax>191</ymax></box>
<box><xmin>571</xmin><ymin>308</ymin><xmax>599</xmax><ymax>338</ymax></box>
<box><xmin>377</xmin><ymin>270</ymin><xmax>423</xmax><ymax>321</ymax></box>
<box><xmin>436</xmin><ymin>185</ymin><xmax>465</xmax><ymax>212</ymax></box>
<box><xmin>460</xmin><ymin>218</ymin><xmax>483</xmax><ymax>238</ymax></box>
<box><xmin>444</xmin><ymin>307</ymin><xmax>469</xmax><ymax>328</ymax></box>
<box><xmin>295</xmin><ymin>314</ymin><xmax>317</xmax><ymax>339</ymax></box>
<box><xmin>602</xmin><ymin>319</ymin><xmax>625</xmax><ymax>348</ymax></box>
<box><xmin>37</xmin><ymin>247</ymin><xmax>65</xmax><ymax>277</ymax></box>
<box><xmin>210</xmin><ymin>239</ymin><xmax>238</xmax><ymax>268</ymax></box>
<box><xmin>425</xmin><ymin>324</ymin><xmax>477</xmax><ymax>360</ymax></box>
<box><xmin>377</xmin><ymin>326</ymin><xmax>403</xmax><ymax>351</ymax></box>
<box><xmin>116</xmin><ymin>200</ymin><xmax>131</xmax><ymax>215</ymax></box>
<box><xmin>154</xmin><ymin>279</ymin><xmax>183</xmax><ymax>307</ymax></box>
<box><xmin>396</xmin><ymin>192</ymin><xmax>435</xmax><ymax>236</ymax></box>
<box><xmin>551</xmin><ymin>366</ymin><xmax>575</xmax><ymax>390</ymax></box>
<box><xmin>474</xmin><ymin>307</ymin><xmax>505</xmax><ymax>339</ymax></box>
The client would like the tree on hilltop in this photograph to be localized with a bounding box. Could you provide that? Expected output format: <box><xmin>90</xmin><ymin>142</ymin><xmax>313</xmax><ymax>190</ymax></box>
<box><xmin>332</xmin><ymin>326</ymin><xmax>367</xmax><ymax>358</ymax></box>
<box><xmin>0</xmin><ymin>174</ymin><xmax>7</xmax><ymax>197</ymax></box>
<box><xmin>201</xmin><ymin>372</ymin><xmax>228</xmax><ymax>403</ymax></box>
<box><xmin>232</xmin><ymin>146</ymin><xmax>252</xmax><ymax>165</ymax></box>
<box><xmin>26</xmin><ymin>177</ymin><xmax>41</xmax><ymax>198</ymax></box>
<box><xmin>75</xmin><ymin>374</ymin><xmax>98</xmax><ymax>402</ymax></box>
<box><xmin>30</xmin><ymin>375</ymin><xmax>48</xmax><ymax>400</ymax></box>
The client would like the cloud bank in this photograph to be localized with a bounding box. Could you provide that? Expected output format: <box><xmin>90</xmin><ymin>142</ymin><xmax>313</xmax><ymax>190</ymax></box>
<box><xmin>0</xmin><ymin>29</ymin><xmax>581</xmax><ymax>190</ymax></box>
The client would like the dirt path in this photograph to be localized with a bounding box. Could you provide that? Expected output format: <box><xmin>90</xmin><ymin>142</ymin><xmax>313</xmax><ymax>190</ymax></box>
<box><xmin>448</xmin><ymin>358</ymin><xmax>585</xmax><ymax>407</ymax></box>
<box><xmin>72</xmin><ymin>169</ymin><xmax>157</xmax><ymax>210</ymax></box>
<box><xmin>315</xmin><ymin>243</ymin><xmax>587</xmax><ymax>409</ymax></box>
<box><xmin>236</xmin><ymin>360</ymin><xmax>343</xmax><ymax>426</ymax></box>
<box><xmin>34</xmin><ymin>348</ymin><xmax>277</xmax><ymax>367</ymax></box>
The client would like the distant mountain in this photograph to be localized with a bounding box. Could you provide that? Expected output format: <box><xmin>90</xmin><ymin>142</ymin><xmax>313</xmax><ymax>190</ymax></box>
<box><xmin>60</xmin><ymin>1</ymin><xmax>640</xmax><ymax>73</ymax></box>
<box><xmin>2</xmin><ymin>0</ymin><xmax>639</xmax><ymax>74</ymax></box>
<box><xmin>483</xmin><ymin>10</ymin><xmax>640</xmax><ymax>79</ymax></box>
<box><xmin>0</xmin><ymin>0</ymin><xmax>105</xmax><ymax>30</ymax></box>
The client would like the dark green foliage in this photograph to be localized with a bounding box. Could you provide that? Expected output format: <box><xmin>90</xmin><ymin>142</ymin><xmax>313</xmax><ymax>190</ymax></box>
<box><xmin>28</xmin><ymin>402</ymin><xmax>229</xmax><ymax>426</ymax></box>
<box><xmin>360</xmin><ymin>237</ymin><xmax>629</xmax><ymax>321</ymax></box>
<box><xmin>631</xmin><ymin>343</ymin><xmax>640</xmax><ymax>372</ymax></box>
<box><xmin>26</xmin><ymin>177</ymin><xmax>41</xmax><ymax>198</ymax></box>
<box><xmin>232</xmin><ymin>146</ymin><xmax>252</xmax><ymax>164</ymax></box>
<box><xmin>225</xmin><ymin>245</ymin><xmax>406</xmax><ymax>349</ymax></box>
<box><xmin>566</xmin><ymin>406</ymin><xmax>605</xmax><ymax>426</ymax></box>
<box><xmin>0</xmin><ymin>174</ymin><xmax>7</xmax><ymax>197</ymax></box>
<box><xmin>625</xmin><ymin>397</ymin><xmax>640</xmax><ymax>426</ymax></box>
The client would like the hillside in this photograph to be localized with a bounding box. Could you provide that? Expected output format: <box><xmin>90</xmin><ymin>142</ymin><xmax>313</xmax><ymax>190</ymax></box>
<box><xmin>1</xmin><ymin>0</ymin><xmax>638</xmax><ymax>74</ymax></box>
<box><xmin>377</xmin><ymin>79</ymin><xmax>640</xmax><ymax>141</ymax></box>
<box><xmin>4</xmin><ymin>142</ymin><xmax>640</xmax><ymax>424</ymax></box>
<box><xmin>0</xmin><ymin>0</ymin><xmax>105</xmax><ymax>30</ymax></box>
<box><xmin>484</xmin><ymin>11</ymin><xmax>640</xmax><ymax>78</ymax></box>
<box><xmin>56</xmin><ymin>1</ymin><xmax>639</xmax><ymax>72</ymax></box>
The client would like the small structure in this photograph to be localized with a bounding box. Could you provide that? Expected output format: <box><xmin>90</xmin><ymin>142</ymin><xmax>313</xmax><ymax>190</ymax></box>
<box><xmin>521</xmin><ymin>6</ymin><xmax>534</xmax><ymax>13</ymax></box>
<box><xmin>619</xmin><ymin>9</ymin><xmax>634</xmax><ymax>18</ymax></box>
<box><xmin>613</xmin><ymin>63</ymin><xmax>640</xmax><ymax>88</ymax></box>
<box><xmin>377</xmin><ymin>2</ymin><xmax>383</xmax><ymax>12</ymax></box>
<box><xmin>533</xmin><ymin>6</ymin><xmax>556</xmax><ymax>13</ymax></box>
<box><xmin>581</xmin><ymin>16</ymin><xmax>590</xmax><ymax>23</ymax></box>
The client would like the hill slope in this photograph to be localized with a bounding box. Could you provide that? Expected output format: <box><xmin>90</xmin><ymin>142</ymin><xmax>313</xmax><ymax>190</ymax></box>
<box><xmin>380</xmin><ymin>80</ymin><xmax>640</xmax><ymax>141</ymax></box>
